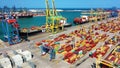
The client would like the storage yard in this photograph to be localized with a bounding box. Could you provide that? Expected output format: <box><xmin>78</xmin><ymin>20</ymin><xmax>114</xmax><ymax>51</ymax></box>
<box><xmin>0</xmin><ymin>16</ymin><xmax>120</xmax><ymax>68</ymax></box>
<box><xmin>0</xmin><ymin>0</ymin><xmax>120</xmax><ymax>68</ymax></box>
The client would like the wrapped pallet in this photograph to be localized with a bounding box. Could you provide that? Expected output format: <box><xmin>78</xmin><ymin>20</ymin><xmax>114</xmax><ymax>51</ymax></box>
<box><xmin>17</xmin><ymin>50</ymin><xmax>32</xmax><ymax>62</ymax></box>
<box><xmin>0</xmin><ymin>57</ymin><xmax>12</xmax><ymax>68</ymax></box>
<box><xmin>17</xmin><ymin>62</ymin><xmax>36</xmax><ymax>68</ymax></box>
<box><xmin>11</xmin><ymin>55</ymin><xmax>23</xmax><ymax>67</ymax></box>
<box><xmin>6</xmin><ymin>50</ymin><xmax>23</xmax><ymax>67</ymax></box>
<box><xmin>16</xmin><ymin>49</ymin><xmax>23</xmax><ymax>53</ymax></box>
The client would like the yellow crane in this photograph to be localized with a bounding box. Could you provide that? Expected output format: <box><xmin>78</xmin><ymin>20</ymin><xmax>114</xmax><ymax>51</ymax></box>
<box><xmin>45</xmin><ymin>0</ymin><xmax>65</xmax><ymax>33</ymax></box>
<box><xmin>45</xmin><ymin>0</ymin><xmax>51</xmax><ymax>32</ymax></box>
<box><xmin>89</xmin><ymin>8</ymin><xmax>94</xmax><ymax>23</ymax></box>
<box><xmin>89</xmin><ymin>8</ymin><xmax>105</xmax><ymax>23</ymax></box>
<box><xmin>89</xmin><ymin>9</ymin><xmax>98</xmax><ymax>23</ymax></box>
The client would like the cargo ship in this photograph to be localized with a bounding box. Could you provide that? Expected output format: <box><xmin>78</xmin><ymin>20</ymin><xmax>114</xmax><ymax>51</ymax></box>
<box><xmin>19</xmin><ymin>26</ymin><xmax>44</xmax><ymax>41</ymax></box>
<box><xmin>20</xmin><ymin>26</ymin><xmax>44</xmax><ymax>34</ymax></box>
<box><xmin>20</xmin><ymin>22</ymin><xmax>72</xmax><ymax>35</ymax></box>
<box><xmin>19</xmin><ymin>22</ymin><xmax>72</xmax><ymax>37</ymax></box>
<box><xmin>73</xmin><ymin>15</ymin><xmax>107</xmax><ymax>24</ymax></box>
<box><xmin>73</xmin><ymin>10</ymin><xmax>119</xmax><ymax>24</ymax></box>
<box><xmin>18</xmin><ymin>15</ymin><xmax>33</xmax><ymax>18</ymax></box>
<box><xmin>17</xmin><ymin>13</ymin><xmax>33</xmax><ymax>18</ymax></box>
<box><xmin>73</xmin><ymin>16</ymin><xmax>89</xmax><ymax>24</ymax></box>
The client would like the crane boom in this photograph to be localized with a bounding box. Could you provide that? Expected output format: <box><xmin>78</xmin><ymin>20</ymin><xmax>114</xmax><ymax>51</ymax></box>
<box><xmin>52</xmin><ymin>0</ymin><xmax>57</xmax><ymax>16</ymax></box>
<box><xmin>45</xmin><ymin>0</ymin><xmax>51</xmax><ymax>17</ymax></box>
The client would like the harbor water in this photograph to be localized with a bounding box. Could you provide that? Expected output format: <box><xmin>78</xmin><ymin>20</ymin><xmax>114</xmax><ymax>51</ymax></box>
<box><xmin>0</xmin><ymin>11</ymin><xmax>84</xmax><ymax>40</ymax></box>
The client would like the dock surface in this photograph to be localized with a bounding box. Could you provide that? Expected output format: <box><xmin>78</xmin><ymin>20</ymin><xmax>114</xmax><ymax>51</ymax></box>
<box><xmin>0</xmin><ymin>17</ymin><xmax>120</xmax><ymax>68</ymax></box>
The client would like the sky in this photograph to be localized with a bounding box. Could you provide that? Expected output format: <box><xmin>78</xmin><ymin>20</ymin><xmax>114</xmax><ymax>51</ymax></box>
<box><xmin>0</xmin><ymin>0</ymin><xmax>120</xmax><ymax>8</ymax></box>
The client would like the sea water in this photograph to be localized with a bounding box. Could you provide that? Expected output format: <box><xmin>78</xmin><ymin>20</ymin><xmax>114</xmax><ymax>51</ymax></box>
<box><xmin>0</xmin><ymin>11</ymin><xmax>83</xmax><ymax>40</ymax></box>
<box><xmin>18</xmin><ymin>11</ymin><xmax>82</xmax><ymax>28</ymax></box>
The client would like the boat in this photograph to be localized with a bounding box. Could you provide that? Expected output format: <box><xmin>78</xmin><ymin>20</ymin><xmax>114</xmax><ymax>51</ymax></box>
<box><xmin>18</xmin><ymin>14</ymin><xmax>33</xmax><ymax>18</ymax></box>
<box><xmin>73</xmin><ymin>15</ymin><xmax>89</xmax><ymax>24</ymax></box>
<box><xmin>20</xmin><ymin>26</ymin><xmax>44</xmax><ymax>34</ymax></box>
<box><xmin>19</xmin><ymin>22</ymin><xmax>72</xmax><ymax>37</ymax></box>
<box><xmin>18</xmin><ymin>15</ymin><xmax>33</xmax><ymax>18</ymax></box>
<box><xmin>19</xmin><ymin>19</ymin><xmax>72</xmax><ymax>36</ymax></box>
<box><xmin>18</xmin><ymin>25</ymin><xmax>47</xmax><ymax>41</ymax></box>
<box><xmin>73</xmin><ymin>15</ymin><xmax>107</xmax><ymax>24</ymax></box>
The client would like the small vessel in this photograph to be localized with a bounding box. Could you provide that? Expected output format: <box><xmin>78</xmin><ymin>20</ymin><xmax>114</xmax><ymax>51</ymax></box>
<box><xmin>18</xmin><ymin>14</ymin><xmax>33</xmax><ymax>18</ymax></box>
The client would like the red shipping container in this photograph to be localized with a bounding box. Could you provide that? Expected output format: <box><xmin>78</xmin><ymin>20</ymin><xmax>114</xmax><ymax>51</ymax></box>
<box><xmin>13</xmin><ymin>23</ymin><xmax>19</xmax><ymax>28</ymax></box>
<box><xmin>7</xmin><ymin>19</ymin><xmax>16</xmax><ymax>24</ymax></box>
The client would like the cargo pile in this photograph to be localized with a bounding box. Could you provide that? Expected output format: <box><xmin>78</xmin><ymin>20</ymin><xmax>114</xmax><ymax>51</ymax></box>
<box><xmin>35</xmin><ymin>17</ymin><xmax>120</xmax><ymax>64</ymax></box>
<box><xmin>90</xmin><ymin>35</ymin><xmax>120</xmax><ymax>59</ymax></box>
<box><xmin>105</xmin><ymin>45</ymin><xmax>120</xmax><ymax>65</ymax></box>
<box><xmin>90</xmin><ymin>45</ymin><xmax>110</xmax><ymax>58</ymax></box>
<box><xmin>92</xmin><ymin>20</ymin><xmax>120</xmax><ymax>33</ymax></box>
<box><xmin>35</xmin><ymin>27</ymin><xmax>108</xmax><ymax>64</ymax></box>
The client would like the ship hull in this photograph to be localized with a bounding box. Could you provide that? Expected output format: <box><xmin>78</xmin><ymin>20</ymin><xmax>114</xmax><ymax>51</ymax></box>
<box><xmin>18</xmin><ymin>15</ymin><xmax>33</xmax><ymax>18</ymax></box>
<box><xmin>63</xmin><ymin>23</ymin><xmax>72</xmax><ymax>27</ymax></box>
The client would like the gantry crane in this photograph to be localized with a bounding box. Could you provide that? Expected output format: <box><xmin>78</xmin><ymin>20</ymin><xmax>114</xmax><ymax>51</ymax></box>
<box><xmin>90</xmin><ymin>8</ymin><xmax>104</xmax><ymax>23</ymax></box>
<box><xmin>89</xmin><ymin>8</ymin><xmax>94</xmax><ymax>23</ymax></box>
<box><xmin>1</xmin><ymin>9</ymin><xmax>20</xmax><ymax>45</ymax></box>
<box><xmin>45</xmin><ymin>0</ymin><xmax>65</xmax><ymax>33</ymax></box>
<box><xmin>89</xmin><ymin>9</ymin><xmax>98</xmax><ymax>23</ymax></box>
<box><xmin>99</xmin><ymin>9</ymin><xmax>104</xmax><ymax>21</ymax></box>
<box><xmin>94</xmin><ymin>9</ymin><xmax>98</xmax><ymax>22</ymax></box>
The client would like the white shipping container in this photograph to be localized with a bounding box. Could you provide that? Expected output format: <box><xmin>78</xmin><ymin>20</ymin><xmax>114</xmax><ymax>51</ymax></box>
<box><xmin>0</xmin><ymin>58</ymin><xmax>12</xmax><ymax>68</ymax></box>
<box><xmin>11</xmin><ymin>55</ymin><xmax>23</xmax><ymax>67</ymax></box>
<box><xmin>19</xmin><ymin>51</ymin><xmax>32</xmax><ymax>61</ymax></box>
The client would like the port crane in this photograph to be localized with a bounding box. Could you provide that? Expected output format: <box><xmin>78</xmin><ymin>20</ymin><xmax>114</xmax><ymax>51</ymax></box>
<box><xmin>89</xmin><ymin>9</ymin><xmax>95</xmax><ymax>22</ymax></box>
<box><xmin>89</xmin><ymin>9</ymin><xmax>104</xmax><ymax>23</ymax></box>
<box><xmin>90</xmin><ymin>8</ymin><xmax>108</xmax><ymax>23</ymax></box>
<box><xmin>45</xmin><ymin>0</ymin><xmax>65</xmax><ymax>33</ymax></box>
<box><xmin>1</xmin><ymin>8</ymin><xmax>20</xmax><ymax>45</ymax></box>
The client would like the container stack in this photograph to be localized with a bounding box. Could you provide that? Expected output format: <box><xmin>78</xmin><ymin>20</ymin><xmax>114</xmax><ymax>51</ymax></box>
<box><xmin>35</xmin><ymin>17</ymin><xmax>120</xmax><ymax>65</ymax></box>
